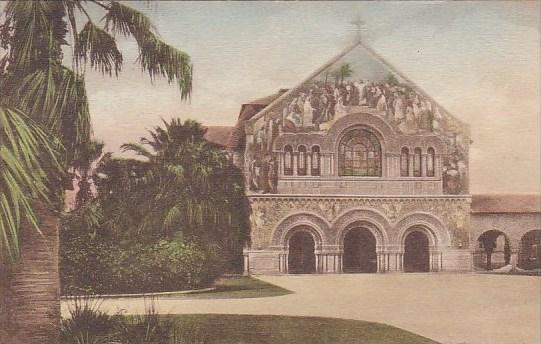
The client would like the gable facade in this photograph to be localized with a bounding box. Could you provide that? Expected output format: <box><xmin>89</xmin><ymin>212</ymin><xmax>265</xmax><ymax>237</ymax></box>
<box><xmin>228</xmin><ymin>41</ymin><xmax>538</xmax><ymax>274</ymax></box>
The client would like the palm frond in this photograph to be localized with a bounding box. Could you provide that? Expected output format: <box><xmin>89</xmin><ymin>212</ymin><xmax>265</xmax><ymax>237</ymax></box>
<box><xmin>76</xmin><ymin>21</ymin><xmax>122</xmax><ymax>76</ymax></box>
<box><xmin>11</xmin><ymin>66</ymin><xmax>92</xmax><ymax>164</ymax></box>
<box><xmin>103</xmin><ymin>1</ymin><xmax>155</xmax><ymax>38</ymax></box>
<box><xmin>103</xmin><ymin>1</ymin><xmax>192</xmax><ymax>99</ymax></box>
<box><xmin>4</xmin><ymin>0</ymin><xmax>67</xmax><ymax>73</ymax></box>
<box><xmin>120</xmin><ymin>143</ymin><xmax>153</xmax><ymax>160</ymax></box>
<box><xmin>0</xmin><ymin>105</ymin><xmax>62</xmax><ymax>262</ymax></box>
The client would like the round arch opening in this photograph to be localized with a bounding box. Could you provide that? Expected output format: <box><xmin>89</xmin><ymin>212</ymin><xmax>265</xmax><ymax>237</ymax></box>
<box><xmin>342</xmin><ymin>227</ymin><xmax>377</xmax><ymax>273</ymax></box>
<box><xmin>403</xmin><ymin>230</ymin><xmax>430</xmax><ymax>272</ymax></box>
<box><xmin>338</xmin><ymin>128</ymin><xmax>382</xmax><ymax>177</ymax></box>
<box><xmin>474</xmin><ymin>230</ymin><xmax>511</xmax><ymax>271</ymax></box>
<box><xmin>287</xmin><ymin>229</ymin><xmax>316</xmax><ymax>274</ymax></box>
<box><xmin>518</xmin><ymin>230</ymin><xmax>541</xmax><ymax>270</ymax></box>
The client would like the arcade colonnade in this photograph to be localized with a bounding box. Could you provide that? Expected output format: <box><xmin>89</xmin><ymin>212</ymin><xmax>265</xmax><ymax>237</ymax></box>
<box><xmin>243</xmin><ymin>202</ymin><xmax>461</xmax><ymax>275</ymax></box>
<box><xmin>471</xmin><ymin>213</ymin><xmax>541</xmax><ymax>271</ymax></box>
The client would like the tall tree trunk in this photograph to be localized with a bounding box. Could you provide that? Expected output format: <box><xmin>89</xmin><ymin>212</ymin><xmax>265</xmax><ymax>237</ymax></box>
<box><xmin>1</xmin><ymin>202</ymin><xmax>60</xmax><ymax>344</ymax></box>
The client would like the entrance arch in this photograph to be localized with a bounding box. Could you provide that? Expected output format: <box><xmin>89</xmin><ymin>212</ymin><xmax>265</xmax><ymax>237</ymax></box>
<box><xmin>343</xmin><ymin>227</ymin><xmax>377</xmax><ymax>273</ymax></box>
<box><xmin>475</xmin><ymin>230</ymin><xmax>510</xmax><ymax>271</ymax></box>
<box><xmin>403</xmin><ymin>231</ymin><xmax>430</xmax><ymax>272</ymax></box>
<box><xmin>518</xmin><ymin>230</ymin><xmax>541</xmax><ymax>270</ymax></box>
<box><xmin>288</xmin><ymin>230</ymin><xmax>316</xmax><ymax>274</ymax></box>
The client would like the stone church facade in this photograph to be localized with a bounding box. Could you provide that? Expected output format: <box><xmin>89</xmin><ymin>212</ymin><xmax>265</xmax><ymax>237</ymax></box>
<box><xmin>206</xmin><ymin>41</ymin><xmax>540</xmax><ymax>275</ymax></box>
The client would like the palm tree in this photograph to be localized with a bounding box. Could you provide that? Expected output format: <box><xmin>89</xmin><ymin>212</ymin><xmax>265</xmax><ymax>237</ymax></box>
<box><xmin>114</xmin><ymin>119</ymin><xmax>249</xmax><ymax>267</ymax></box>
<box><xmin>332</xmin><ymin>63</ymin><xmax>354</xmax><ymax>85</ymax></box>
<box><xmin>71</xmin><ymin>140</ymin><xmax>105</xmax><ymax>209</ymax></box>
<box><xmin>0</xmin><ymin>1</ymin><xmax>192</xmax><ymax>343</ymax></box>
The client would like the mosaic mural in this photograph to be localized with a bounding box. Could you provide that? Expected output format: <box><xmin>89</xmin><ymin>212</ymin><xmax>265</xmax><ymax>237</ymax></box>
<box><xmin>246</xmin><ymin>43</ymin><xmax>470</xmax><ymax>195</ymax></box>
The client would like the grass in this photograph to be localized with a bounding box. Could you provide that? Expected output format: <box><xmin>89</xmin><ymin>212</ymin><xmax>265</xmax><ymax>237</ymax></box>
<box><xmin>168</xmin><ymin>314</ymin><xmax>440</xmax><ymax>344</ymax></box>
<box><xmin>161</xmin><ymin>276</ymin><xmax>292</xmax><ymax>299</ymax></box>
<box><xmin>62</xmin><ymin>298</ymin><xmax>439</xmax><ymax>344</ymax></box>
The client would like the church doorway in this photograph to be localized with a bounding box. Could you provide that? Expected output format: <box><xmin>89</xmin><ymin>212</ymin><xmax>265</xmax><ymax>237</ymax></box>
<box><xmin>288</xmin><ymin>231</ymin><xmax>316</xmax><ymax>274</ymax></box>
<box><xmin>343</xmin><ymin>228</ymin><xmax>377</xmax><ymax>273</ymax></box>
<box><xmin>404</xmin><ymin>231</ymin><xmax>430</xmax><ymax>272</ymax></box>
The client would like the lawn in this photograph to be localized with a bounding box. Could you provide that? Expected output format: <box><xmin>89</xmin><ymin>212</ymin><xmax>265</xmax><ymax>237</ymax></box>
<box><xmin>167</xmin><ymin>314</ymin><xmax>440</xmax><ymax>344</ymax></box>
<box><xmin>161</xmin><ymin>276</ymin><xmax>292</xmax><ymax>299</ymax></box>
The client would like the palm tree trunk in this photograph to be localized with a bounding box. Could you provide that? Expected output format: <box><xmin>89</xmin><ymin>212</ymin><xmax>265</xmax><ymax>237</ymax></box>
<box><xmin>1</xmin><ymin>202</ymin><xmax>60</xmax><ymax>344</ymax></box>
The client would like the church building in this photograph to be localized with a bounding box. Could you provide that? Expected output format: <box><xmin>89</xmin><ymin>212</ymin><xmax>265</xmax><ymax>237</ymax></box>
<box><xmin>206</xmin><ymin>41</ymin><xmax>540</xmax><ymax>274</ymax></box>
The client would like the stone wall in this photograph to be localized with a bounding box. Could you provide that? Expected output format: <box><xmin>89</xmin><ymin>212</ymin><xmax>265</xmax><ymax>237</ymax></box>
<box><xmin>245</xmin><ymin>195</ymin><xmax>472</xmax><ymax>274</ymax></box>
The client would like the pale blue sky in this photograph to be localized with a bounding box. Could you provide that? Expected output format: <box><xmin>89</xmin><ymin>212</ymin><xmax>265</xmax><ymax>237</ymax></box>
<box><xmin>5</xmin><ymin>1</ymin><xmax>541</xmax><ymax>193</ymax></box>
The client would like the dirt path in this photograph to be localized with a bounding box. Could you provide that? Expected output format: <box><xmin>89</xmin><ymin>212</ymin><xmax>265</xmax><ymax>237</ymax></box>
<box><xmin>62</xmin><ymin>274</ymin><xmax>541</xmax><ymax>344</ymax></box>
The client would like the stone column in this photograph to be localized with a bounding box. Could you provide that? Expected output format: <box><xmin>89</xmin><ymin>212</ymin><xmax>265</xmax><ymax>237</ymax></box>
<box><xmin>510</xmin><ymin>243</ymin><xmax>520</xmax><ymax>270</ymax></box>
<box><xmin>292</xmin><ymin>153</ymin><xmax>298</xmax><ymax>176</ymax></box>
<box><xmin>421</xmin><ymin>154</ymin><xmax>427</xmax><ymax>177</ymax></box>
<box><xmin>408</xmin><ymin>154</ymin><xmax>414</xmax><ymax>177</ymax></box>
<box><xmin>279</xmin><ymin>253</ymin><xmax>288</xmax><ymax>274</ymax></box>
<box><xmin>243</xmin><ymin>253</ymin><xmax>250</xmax><ymax>276</ymax></box>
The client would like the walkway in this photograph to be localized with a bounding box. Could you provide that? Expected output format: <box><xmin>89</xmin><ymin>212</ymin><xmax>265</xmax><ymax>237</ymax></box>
<box><xmin>61</xmin><ymin>274</ymin><xmax>541</xmax><ymax>344</ymax></box>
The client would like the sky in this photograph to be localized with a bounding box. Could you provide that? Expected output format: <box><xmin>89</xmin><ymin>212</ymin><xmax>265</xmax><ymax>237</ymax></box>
<box><xmin>5</xmin><ymin>1</ymin><xmax>541</xmax><ymax>194</ymax></box>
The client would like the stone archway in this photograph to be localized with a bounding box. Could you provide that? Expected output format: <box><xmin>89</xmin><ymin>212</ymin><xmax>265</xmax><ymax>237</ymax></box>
<box><xmin>474</xmin><ymin>230</ymin><xmax>511</xmax><ymax>271</ymax></box>
<box><xmin>287</xmin><ymin>227</ymin><xmax>317</xmax><ymax>274</ymax></box>
<box><xmin>518</xmin><ymin>230</ymin><xmax>541</xmax><ymax>270</ymax></box>
<box><xmin>342</xmin><ymin>227</ymin><xmax>377</xmax><ymax>273</ymax></box>
<box><xmin>403</xmin><ymin>230</ymin><xmax>430</xmax><ymax>272</ymax></box>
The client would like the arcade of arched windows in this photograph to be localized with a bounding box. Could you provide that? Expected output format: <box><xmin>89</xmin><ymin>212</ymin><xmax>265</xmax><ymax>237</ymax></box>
<box><xmin>280</xmin><ymin>143</ymin><xmax>438</xmax><ymax>178</ymax></box>
<box><xmin>283</xmin><ymin>144</ymin><xmax>322</xmax><ymax>177</ymax></box>
<box><xmin>400</xmin><ymin>146</ymin><xmax>436</xmax><ymax>178</ymax></box>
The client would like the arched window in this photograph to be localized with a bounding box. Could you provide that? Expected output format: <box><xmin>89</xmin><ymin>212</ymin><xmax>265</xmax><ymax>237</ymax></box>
<box><xmin>311</xmin><ymin>146</ymin><xmax>321</xmax><ymax>176</ymax></box>
<box><xmin>339</xmin><ymin>128</ymin><xmax>382</xmax><ymax>176</ymax></box>
<box><xmin>413</xmin><ymin>147</ymin><xmax>422</xmax><ymax>177</ymax></box>
<box><xmin>400</xmin><ymin>147</ymin><xmax>409</xmax><ymax>177</ymax></box>
<box><xmin>297</xmin><ymin>145</ymin><xmax>307</xmax><ymax>176</ymax></box>
<box><xmin>427</xmin><ymin>147</ymin><xmax>435</xmax><ymax>177</ymax></box>
<box><xmin>284</xmin><ymin>145</ymin><xmax>293</xmax><ymax>175</ymax></box>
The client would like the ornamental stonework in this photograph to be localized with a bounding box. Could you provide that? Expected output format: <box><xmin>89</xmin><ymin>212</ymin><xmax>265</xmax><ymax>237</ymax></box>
<box><xmin>248</xmin><ymin>196</ymin><xmax>470</xmax><ymax>249</ymax></box>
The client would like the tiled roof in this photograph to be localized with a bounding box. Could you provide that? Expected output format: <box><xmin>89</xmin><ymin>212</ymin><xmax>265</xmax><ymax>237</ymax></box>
<box><xmin>471</xmin><ymin>194</ymin><xmax>541</xmax><ymax>213</ymax></box>
<box><xmin>226</xmin><ymin>89</ymin><xmax>288</xmax><ymax>150</ymax></box>
<box><xmin>204</xmin><ymin>126</ymin><xmax>234</xmax><ymax>147</ymax></box>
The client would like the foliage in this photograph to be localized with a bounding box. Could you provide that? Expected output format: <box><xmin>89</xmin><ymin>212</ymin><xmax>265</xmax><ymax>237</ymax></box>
<box><xmin>332</xmin><ymin>63</ymin><xmax>354</xmax><ymax>85</ymax></box>
<box><xmin>116</xmin><ymin>303</ymin><xmax>175</xmax><ymax>344</ymax></box>
<box><xmin>385</xmin><ymin>74</ymin><xmax>399</xmax><ymax>86</ymax></box>
<box><xmin>60</xmin><ymin>117</ymin><xmax>249</xmax><ymax>294</ymax></box>
<box><xmin>60</xmin><ymin>297</ymin><xmax>120</xmax><ymax>344</ymax></box>
<box><xmin>0</xmin><ymin>106</ymin><xmax>62</xmax><ymax>261</ymax></box>
<box><xmin>61</xmin><ymin>299</ymin><xmax>187</xmax><ymax>344</ymax></box>
<box><xmin>60</xmin><ymin>310</ymin><xmax>440</xmax><ymax>344</ymax></box>
<box><xmin>0</xmin><ymin>0</ymin><xmax>193</xmax><ymax>263</ymax></box>
<box><xmin>60</xmin><ymin>203</ymin><xmax>223</xmax><ymax>295</ymax></box>
<box><xmin>99</xmin><ymin>118</ymin><xmax>251</xmax><ymax>271</ymax></box>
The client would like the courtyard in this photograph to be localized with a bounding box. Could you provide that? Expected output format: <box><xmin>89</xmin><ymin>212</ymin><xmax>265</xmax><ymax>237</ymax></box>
<box><xmin>62</xmin><ymin>274</ymin><xmax>541</xmax><ymax>344</ymax></box>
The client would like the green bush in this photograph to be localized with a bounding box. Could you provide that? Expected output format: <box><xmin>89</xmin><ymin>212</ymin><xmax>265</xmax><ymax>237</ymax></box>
<box><xmin>61</xmin><ymin>228</ymin><xmax>223</xmax><ymax>295</ymax></box>
<box><xmin>104</xmin><ymin>240</ymin><xmax>222</xmax><ymax>294</ymax></box>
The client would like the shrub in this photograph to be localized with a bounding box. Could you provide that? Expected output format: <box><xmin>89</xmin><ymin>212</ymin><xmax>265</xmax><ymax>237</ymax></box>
<box><xmin>61</xmin><ymin>234</ymin><xmax>223</xmax><ymax>295</ymax></box>
<box><xmin>60</xmin><ymin>297</ymin><xmax>120</xmax><ymax>344</ymax></box>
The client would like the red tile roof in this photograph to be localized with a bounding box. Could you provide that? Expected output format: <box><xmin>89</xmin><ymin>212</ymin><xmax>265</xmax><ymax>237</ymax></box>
<box><xmin>226</xmin><ymin>89</ymin><xmax>288</xmax><ymax>150</ymax></box>
<box><xmin>204</xmin><ymin>126</ymin><xmax>234</xmax><ymax>147</ymax></box>
<box><xmin>471</xmin><ymin>194</ymin><xmax>541</xmax><ymax>213</ymax></box>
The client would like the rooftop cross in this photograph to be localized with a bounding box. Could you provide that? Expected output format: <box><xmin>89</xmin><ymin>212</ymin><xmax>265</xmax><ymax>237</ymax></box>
<box><xmin>349</xmin><ymin>16</ymin><xmax>367</xmax><ymax>42</ymax></box>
